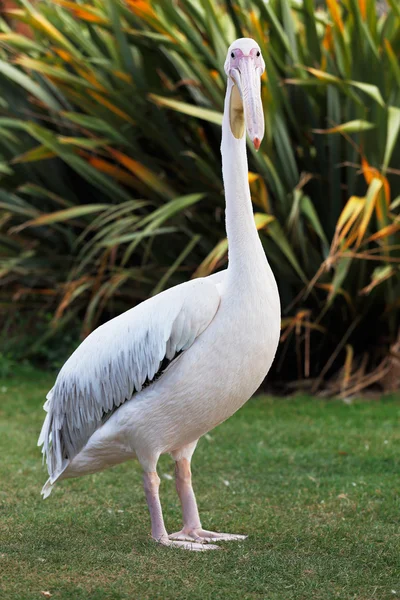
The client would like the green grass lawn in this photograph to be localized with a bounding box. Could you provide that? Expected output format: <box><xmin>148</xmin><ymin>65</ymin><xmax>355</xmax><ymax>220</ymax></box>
<box><xmin>0</xmin><ymin>367</ymin><xmax>399</xmax><ymax>600</ymax></box>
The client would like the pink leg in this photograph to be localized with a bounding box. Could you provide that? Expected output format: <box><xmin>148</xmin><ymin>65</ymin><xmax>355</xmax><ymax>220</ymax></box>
<box><xmin>169</xmin><ymin>450</ymin><xmax>247</xmax><ymax>543</ymax></box>
<box><xmin>142</xmin><ymin>471</ymin><xmax>218</xmax><ymax>551</ymax></box>
<box><xmin>143</xmin><ymin>472</ymin><xmax>168</xmax><ymax>543</ymax></box>
<box><xmin>175</xmin><ymin>458</ymin><xmax>202</xmax><ymax>531</ymax></box>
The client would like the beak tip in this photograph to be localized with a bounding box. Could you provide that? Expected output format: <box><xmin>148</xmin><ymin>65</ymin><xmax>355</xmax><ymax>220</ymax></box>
<box><xmin>253</xmin><ymin>137</ymin><xmax>261</xmax><ymax>151</ymax></box>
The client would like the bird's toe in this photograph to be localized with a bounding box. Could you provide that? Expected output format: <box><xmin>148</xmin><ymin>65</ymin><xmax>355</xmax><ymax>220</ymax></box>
<box><xmin>171</xmin><ymin>528</ymin><xmax>247</xmax><ymax>542</ymax></box>
<box><xmin>156</xmin><ymin>535</ymin><xmax>219</xmax><ymax>551</ymax></box>
<box><xmin>168</xmin><ymin>531</ymin><xmax>202</xmax><ymax>543</ymax></box>
<box><xmin>167</xmin><ymin>528</ymin><xmax>247</xmax><ymax>544</ymax></box>
<box><xmin>199</xmin><ymin>531</ymin><xmax>248</xmax><ymax>542</ymax></box>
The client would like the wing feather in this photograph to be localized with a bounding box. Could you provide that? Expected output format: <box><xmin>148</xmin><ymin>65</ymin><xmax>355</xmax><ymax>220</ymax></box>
<box><xmin>39</xmin><ymin>278</ymin><xmax>220</xmax><ymax>481</ymax></box>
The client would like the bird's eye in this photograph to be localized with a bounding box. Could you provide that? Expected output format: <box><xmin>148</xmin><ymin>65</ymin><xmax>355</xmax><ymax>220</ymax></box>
<box><xmin>256</xmin><ymin>51</ymin><xmax>260</xmax><ymax>57</ymax></box>
<box><xmin>231</xmin><ymin>52</ymin><xmax>235</xmax><ymax>58</ymax></box>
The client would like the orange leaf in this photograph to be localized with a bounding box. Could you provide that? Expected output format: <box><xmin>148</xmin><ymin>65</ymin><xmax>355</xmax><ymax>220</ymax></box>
<box><xmin>52</xmin><ymin>0</ymin><xmax>107</xmax><ymax>23</ymax></box>
<box><xmin>336</xmin><ymin>196</ymin><xmax>364</xmax><ymax>233</ymax></box>
<box><xmin>322</xmin><ymin>24</ymin><xmax>333</xmax><ymax>52</ymax></box>
<box><xmin>321</xmin><ymin>25</ymin><xmax>333</xmax><ymax>70</ymax></box>
<box><xmin>333</xmin><ymin>196</ymin><xmax>364</xmax><ymax>252</ymax></box>
<box><xmin>307</xmin><ymin>67</ymin><xmax>341</xmax><ymax>84</ymax></box>
<box><xmin>342</xmin><ymin>226</ymin><xmax>363</xmax><ymax>250</ymax></box>
<box><xmin>327</xmin><ymin>0</ymin><xmax>344</xmax><ymax>33</ymax></box>
<box><xmin>193</xmin><ymin>214</ymin><xmax>274</xmax><ymax>279</ymax></box>
<box><xmin>365</xmin><ymin>223</ymin><xmax>400</xmax><ymax>244</ymax></box>
<box><xmin>53</xmin><ymin>47</ymin><xmax>74</xmax><ymax>63</ymax></box>
<box><xmin>108</xmin><ymin>148</ymin><xmax>174</xmax><ymax>198</ymax></box>
<box><xmin>358</xmin><ymin>0</ymin><xmax>367</xmax><ymax>20</ymax></box>
<box><xmin>125</xmin><ymin>0</ymin><xmax>156</xmax><ymax>18</ymax></box>
<box><xmin>248</xmin><ymin>172</ymin><xmax>259</xmax><ymax>184</ymax></box>
<box><xmin>88</xmin><ymin>91</ymin><xmax>135</xmax><ymax>124</ymax></box>
<box><xmin>254</xmin><ymin>212</ymin><xmax>274</xmax><ymax>230</ymax></box>
<box><xmin>113</xmin><ymin>70</ymin><xmax>133</xmax><ymax>84</ymax></box>
<box><xmin>12</xmin><ymin>145</ymin><xmax>55</xmax><ymax>163</ymax></box>
<box><xmin>361</xmin><ymin>156</ymin><xmax>390</xmax><ymax>218</ymax></box>
<box><xmin>249</xmin><ymin>174</ymin><xmax>270</xmax><ymax>213</ymax></box>
<box><xmin>193</xmin><ymin>238</ymin><xmax>228</xmax><ymax>278</ymax></box>
<box><xmin>315</xmin><ymin>283</ymin><xmax>353</xmax><ymax>308</ymax></box>
<box><xmin>86</xmin><ymin>156</ymin><xmax>144</xmax><ymax>190</ymax></box>
<box><xmin>357</xmin><ymin>179</ymin><xmax>383</xmax><ymax>246</ymax></box>
<box><xmin>28</xmin><ymin>10</ymin><xmax>75</xmax><ymax>50</ymax></box>
<box><xmin>76</xmin><ymin>69</ymin><xmax>107</xmax><ymax>92</ymax></box>
<box><xmin>72</xmin><ymin>8</ymin><xmax>107</xmax><ymax>23</ymax></box>
<box><xmin>55</xmin><ymin>276</ymin><xmax>91</xmax><ymax>320</ymax></box>
<box><xmin>250</xmin><ymin>10</ymin><xmax>263</xmax><ymax>40</ymax></box>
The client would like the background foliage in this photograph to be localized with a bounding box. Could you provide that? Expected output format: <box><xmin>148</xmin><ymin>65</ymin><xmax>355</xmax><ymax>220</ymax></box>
<box><xmin>0</xmin><ymin>0</ymin><xmax>399</xmax><ymax>392</ymax></box>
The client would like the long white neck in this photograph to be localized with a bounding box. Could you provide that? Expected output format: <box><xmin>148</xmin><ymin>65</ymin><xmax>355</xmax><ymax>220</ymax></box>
<box><xmin>221</xmin><ymin>79</ymin><xmax>267</xmax><ymax>284</ymax></box>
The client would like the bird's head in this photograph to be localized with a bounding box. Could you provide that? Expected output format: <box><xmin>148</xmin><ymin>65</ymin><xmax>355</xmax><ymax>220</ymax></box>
<box><xmin>224</xmin><ymin>38</ymin><xmax>265</xmax><ymax>151</ymax></box>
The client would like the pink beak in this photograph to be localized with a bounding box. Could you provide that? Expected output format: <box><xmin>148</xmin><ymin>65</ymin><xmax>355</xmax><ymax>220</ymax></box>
<box><xmin>230</xmin><ymin>57</ymin><xmax>264</xmax><ymax>150</ymax></box>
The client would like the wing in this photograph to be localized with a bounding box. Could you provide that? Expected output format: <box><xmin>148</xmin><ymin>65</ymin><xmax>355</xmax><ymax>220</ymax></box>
<box><xmin>39</xmin><ymin>278</ymin><xmax>220</xmax><ymax>480</ymax></box>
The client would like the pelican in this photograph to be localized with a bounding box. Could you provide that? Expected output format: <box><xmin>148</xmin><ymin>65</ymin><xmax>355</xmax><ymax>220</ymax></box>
<box><xmin>39</xmin><ymin>38</ymin><xmax>281</xmax><ymax>551</ymax></box>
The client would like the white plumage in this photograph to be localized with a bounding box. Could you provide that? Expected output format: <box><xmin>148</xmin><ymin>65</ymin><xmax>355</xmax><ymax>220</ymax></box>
<box><xmin>39</xmin><ymin>38</ymin><xmax>281</xmax><ymax>551</ymax></box>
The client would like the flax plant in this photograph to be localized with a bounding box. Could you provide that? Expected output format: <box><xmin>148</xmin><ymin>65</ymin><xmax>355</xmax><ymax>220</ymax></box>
<box><xmin>0</xmin><ymin>0</ymin><xmax>399</xmax><ymax>390</ymax></box>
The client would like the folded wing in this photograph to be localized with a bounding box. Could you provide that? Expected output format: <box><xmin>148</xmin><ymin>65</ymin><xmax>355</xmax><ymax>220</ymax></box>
<box><xmin>38</xmin><ymin>278</ymin><xmax>221</xmax><ymax>481</ymax></box>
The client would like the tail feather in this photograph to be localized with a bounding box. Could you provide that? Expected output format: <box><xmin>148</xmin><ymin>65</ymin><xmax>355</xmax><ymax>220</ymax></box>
<box><xmin>41</xmin><ymin>478</ymin><xmax>54</xmax><ymax>499</ymax></box>
<box><xmin>40</xmin><ymin>388</ymin><xmax>70</xmax><ymax>498</ymax></box>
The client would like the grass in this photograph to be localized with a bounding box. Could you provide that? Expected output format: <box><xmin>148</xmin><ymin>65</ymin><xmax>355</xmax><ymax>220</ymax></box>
<box><xmin>0</xmin><ymin>367</ymin><xmax>399</xmax><ymax>600</ymax></box>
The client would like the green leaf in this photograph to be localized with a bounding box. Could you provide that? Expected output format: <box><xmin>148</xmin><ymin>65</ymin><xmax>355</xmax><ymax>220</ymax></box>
<box><xmin>386</xmin><ymin>0</ymin><xmax>400</xmax><ymax>18</ymax></box>
<box><xmin>15</xmin><ymin>57</ymin><xmax>100</xmax><ymax>90</ymax></box>
<box><xmin>313</xmin><ymin>120</ymin><xmax>376</xmax><ymax>134</ymax></box>
<box><xmin>121</xmin><ymin>193</ymin><xmax>205</xmax><ymax>265</ymax></box>
<box><xmin>149</xmin><ymin>94</ymin><xmax>223</xmax><ymax>125</ymax></box>
<box><xmin>18</xmin><ymin>205</ymin><xmax>109</xmax><ymax>228</ymax></box>
<box><xmin>58</xmin><ymin>136</ymin><xmax>110</xmax><ymax>149</ymax></box>
<box><xmin>12</xmin><ymin>145</ymin><xmax>55</xmax><ymax>163</ymax></box>
<box><xmin>300</xmin><ymin>196</ymin><xmax>329</xmax><ymax>247</ymax></box>
<box><xmin>328</xmin><ymin>255</ymin><xmax>352</xmax><ymax>306</ymax></box>
<box><xmin>0</xmin><ymin>162</ymin><xmax>13</xmax><ymax>176</ymax></box>
<box><xmin>266</xmin><ymin>221</ymin><xmax>308</xmax><ymax>284</ymax></box>
<box><xmin>302</xmin><ymin>0</ymin><xmax>321</xmax><ymax>63</ymax></box>
<box><xmin>383</xmin><ymin>107</ymin><xmax>400</xmax><ymax>172</ymax></box>
<box><xmin>103</xmin><ymin>226</ymin><xmax>178</xmax><ymax>247</ymax></box>
<box><xmin>349</xmin><ymin>81</ymin><xmax>385</xmax><ymax>107</ymax></box>
<box><xmin>281</xmin><ymin>0</ymin><xmax>298</xmax><ymax>63</ymax></box>
<box><xmin>0</xmin><ymin>32</ymin><xmax>44</xmax><ymax>52</ymax></box>
<box><xmin>384</xmin><ymin>40</ymin><xmax>400</xmax><ymax>89</ymax></box>
<box><xmin>252</xmin><ymin>0</ymin><xmax>294</xmax><ymax>58</ymax></box>
<box><xmin>23</xmin><ymin>123</ymin><xmax>132</xmax><ymax>203</ymax></box>
<box><xmin>0</xmin><ymin>60</ymin><xmax>61</xmax><ymax>111</ymax></box>
<box><xmin>151</xmin><ymin>234</ymin><xmax>201</xmax><ymax>295</ymax></box>
<box><xmin>390</xmin><ymin>196</ymin><xmax>400</xmax><ymax>211</ymax></box>
<box><xmin>61</xmin><ymin>112</ymin><xmax>128</xmax><ymax>143</ymax></box>
<box><xmin>106</xmin><ymin>0</ymin><xmax>135</xmax><ymax>74</ymax></box>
